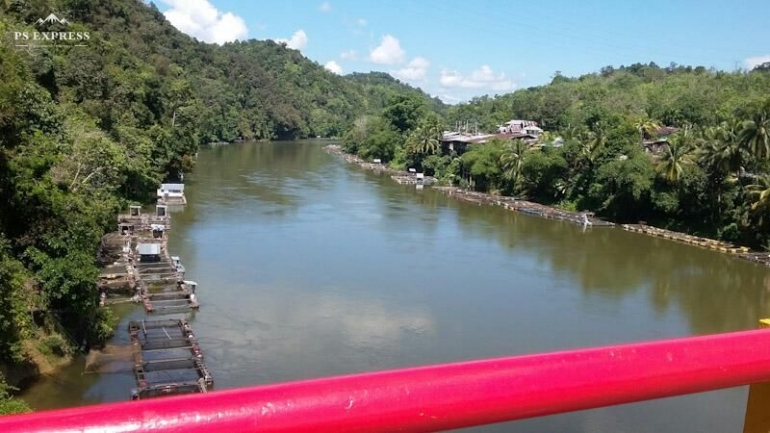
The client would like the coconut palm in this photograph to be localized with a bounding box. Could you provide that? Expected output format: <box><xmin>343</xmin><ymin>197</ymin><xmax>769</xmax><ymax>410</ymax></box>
<box><xmin>747</xmin><ymin>174</ymin><xmax>770</xmax><ymax>225</ymax></box>
<box><xmin>499</xmin><ymin>139</ymin><xmax>528</xmax><ymax>190</ymax></box>
<box><xmin>422</xmin><ymin>115</ymin><xmax>444</xmax><ymax>141</ymax></box>
<box><xmin>739</xmin><ymin>104</ymin><xmax>770</xmax><ymax>160</ymax></box>
<box><xmin>658</xmin><ymin>126</ymin><xmax>695</xmax><ymax>183</ymax></box>
<box><xmin>697</xmin><ymin>122</ymin><xmax>745</xmax><ymax>178</ymax></box>
<box><xmin>579</xmin><ymin>129</ymin><xmax>605</xmax><ymax>170</ymax></box>
<box><xmin>634</xmin><ymin>117</ymin><xmax>661</xmax><ymax>145</ymax></box>
<box><xmin>406</xmin><ymin>125</ymin><xmax>440</xmax><ymax>156</ymax></box>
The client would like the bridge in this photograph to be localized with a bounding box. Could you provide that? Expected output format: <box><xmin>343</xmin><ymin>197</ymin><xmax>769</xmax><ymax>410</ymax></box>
<box><xmin>2</xmin><ymin>322</ymin><xmax>770</xmax><ymax>432</ymax></box>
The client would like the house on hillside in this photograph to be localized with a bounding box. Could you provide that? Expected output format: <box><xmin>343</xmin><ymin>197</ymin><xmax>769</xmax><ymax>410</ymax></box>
<box><xmin>498</xmin><ymin>120</ymin><xmax>541</xmax><ymax>136</ymax></box>
<box><xmin>440</xmin><ymin>130</ymin><xmax>539</xmax><ymax>155</ymax></box>
<box><xmin>643</xmin><ymin>126</ymin><xmax>679</xmax><ymax>154</ymax></box>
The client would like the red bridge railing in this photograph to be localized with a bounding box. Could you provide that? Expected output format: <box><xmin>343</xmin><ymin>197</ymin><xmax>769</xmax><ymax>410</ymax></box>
<box><xmin>3</xmin><ymin>327</ymin><xmax>770</xmax><ymax>433</ymax></box>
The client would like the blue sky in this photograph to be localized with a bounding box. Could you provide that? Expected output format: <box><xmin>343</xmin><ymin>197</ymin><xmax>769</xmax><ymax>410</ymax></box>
<box><xmin>156</xmin><ymin>0</ymin><xmax>770</xmax><ymax>103</ymax></box>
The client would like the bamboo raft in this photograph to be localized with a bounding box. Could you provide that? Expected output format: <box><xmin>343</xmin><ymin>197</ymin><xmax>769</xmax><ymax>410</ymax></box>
<box><xmin>621</xmin><ymin>223</ymin><xmax>770</xmax><ymax>266</ymax></box>
<box><xmin>435</xmin><ymin>187</ymin><xmax>615</xmax><ymax>227</ymax></box>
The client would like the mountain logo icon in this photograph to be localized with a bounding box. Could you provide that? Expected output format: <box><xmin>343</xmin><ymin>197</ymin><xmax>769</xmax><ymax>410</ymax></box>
<box><xmin>35</xmin><ymin>14</ymin><xmax>70</xmax><ymax>26</ymax></box>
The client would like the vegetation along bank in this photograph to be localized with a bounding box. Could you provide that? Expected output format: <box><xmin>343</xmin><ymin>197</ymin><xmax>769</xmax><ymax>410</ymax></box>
<box><xmin>340</xmin><ymin>63</ymin><xmax>770</xmax><ymax>254</ymax></box>
<box><xmin>0</xmin><ymin>0</ymin><xmax>439</xmax><ymax>412</ymax></box>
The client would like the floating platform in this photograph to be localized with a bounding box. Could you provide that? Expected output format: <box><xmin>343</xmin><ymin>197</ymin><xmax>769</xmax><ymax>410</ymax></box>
<box><xmin>128</xmin><ymin>319</ymin><xmax>212</xmax><ymax>400</ymax></box>
<box><xmin>621</xmin><ymin>224</ymin><xmax>770</xmax><ymax>265</ymax></box>
<box><xmin>141</xmin><ymin>292</ymin><xmax>200</xmax><ymax>314</ymax></box>
<box><xmin>390</xmin><ymin>175</ymin><xmax>435</xmax><ymax>185</ymax></box>
<box><xmin>435</xmin><ymin>187</ymin><xmax>614</xmax><ymax>227</ymax></box>
<box><xmin>504</xmin><ymin>201</ymin><xmax>615</xmax><ymax>227</ymax></box>
<box><xmin>137</xmin><ymin>278</ymin><xmax>198</xmax><ymax>314</ymax></box>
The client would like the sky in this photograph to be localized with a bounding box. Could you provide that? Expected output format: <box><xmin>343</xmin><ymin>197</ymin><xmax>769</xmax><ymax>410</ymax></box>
<box><xmin>155</xmin><ymin>0</ymin><xmax>770</xmax><ymax>103</ymax></box>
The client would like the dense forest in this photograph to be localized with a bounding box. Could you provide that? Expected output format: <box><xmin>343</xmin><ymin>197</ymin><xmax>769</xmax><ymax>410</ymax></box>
<box><xmin>0</xmin><ymin>0</ymin><xmax>440</xmax><ymax>411</ymax></box>
<box><xmin>343</xmin><ymin>63</ymin><xmax>770</xmax><ymax>250</ymax></box>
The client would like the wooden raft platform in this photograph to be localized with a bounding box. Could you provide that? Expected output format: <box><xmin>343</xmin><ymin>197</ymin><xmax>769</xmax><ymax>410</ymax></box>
<box><xmin>128</xmin><ymin>319</ymin><xmax>212</xmax><ymax>400</ymax></box>
<box><xmin>139</xmin><ymin>281</ymin><xmax>199</xmax><ymax>314</ymax></box>
<box><xmin>102</xmin><ymin>199</ymin><xmax>212</xmax><ymax>401</ymax></box>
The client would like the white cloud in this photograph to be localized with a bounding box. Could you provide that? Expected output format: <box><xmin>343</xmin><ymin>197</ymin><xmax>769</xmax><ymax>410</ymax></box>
<box><xmin>392</xmin><ymin>56</ymin><xmax>430</xmax><ymax>81</ymax></box>
<box><xmin>325</xmin><ymin>60</ymin><xmax>343</xmax><ymax>74</ymax></box>
<box><xmin>319</xmin><ymin>1</ymin><xmax>331</xmax><ymax>12</ymax></box>
<box><xmin>439</xmin><ymin>65</ymin><xmax>515</xmax><ymax>91</ymax></box>
<box><xmin>162</xmin><ymin>0</ymin><xmax>248</xmax><ymax>45</ymax></box>
<box><xmin>745</xmin><ymin>54</ymin><xmax>770</xmax><ymax>69</ymax></box>
<box><xmin>440</xmin><ymin>93</ymin><xmax>464</xmax><ymax>104</ymax></box>
<box><xmin>357</xmin><ymin>18</ymin><xmax>368</xmax><ymax>26</ymax></box>
<box><xmin>277</xmin><ymin>29</ymin><xmax>308</xmax><ymax>50</ymax></box>
<box><xmin>369</xmin><ymin>34</ymin><xmax>405</xmax><ymax>65</ymax></box>
<box><xmin>340</xmin><ymin>49</ymin><xmax>357</xmax><ymax>60</ymax></box>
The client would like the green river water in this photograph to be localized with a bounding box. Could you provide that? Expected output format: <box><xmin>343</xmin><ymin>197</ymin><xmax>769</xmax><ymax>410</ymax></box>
<box><xmin>21</xmin><ymin>140</ymin><xmax>770</xmax><ymax>432</ymax></box>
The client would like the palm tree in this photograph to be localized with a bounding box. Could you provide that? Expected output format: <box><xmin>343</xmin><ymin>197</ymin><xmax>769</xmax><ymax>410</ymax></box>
<box><xmin>697</xmin><ymin>123</ymin><xmax>745</xmax><ymax>221</ymax></box>
<box><xmin>697</xmin><ymin>122</ymin><xmax>745</xmax><ymax>178</ymax></box>
<box><xmin>499</xmin><ymin>139</ymin><xmax>528</xmax><ymax>191</ymax></box>
<box><xmin>658</xmin><ymin>127</ymin><xmax>695</xmax><ymax>183</ymax></box>
<box><xmin>747</xmin><ymin>174</ymin><xmax>770</xmax><ymax>225</ymax></box>
<box><xmin>406</xmin><ymin>125</ymin><xmax>440</xmax><ymax>156</ymax></box>
<box><xmin>739</xmin><ymin>104</ymin><xmax>770</xmax><ymax>160</ymax></box>
<box><xmin>579</xmin><ymin>129</ymin><xmax>604</xmax><ymax>171</ymax></box>
<box><xmin>634</xmin><ymin>117</ymin><xmax>661</xmax><ymax>146</ymax></box>
<box><xmin>423</xmin><ymin>116</ymin><xmax>444</xmax><ymax>141</ymax></box>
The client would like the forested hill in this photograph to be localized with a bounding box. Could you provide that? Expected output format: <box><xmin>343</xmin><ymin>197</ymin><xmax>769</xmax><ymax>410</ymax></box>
<box><xmin>5</xmin><ymin>0</ymin><xmax>443</xmax><ymax>141</ymax></box>
<box><xmin>0</xmin><ymin>0</ymin><xmax>442</xmax><ymax>395</ymax></box>
<box><xmin>347</xmin><ymin>72</ymin><xmax>447</xmax><ymax>116</ymax></box>
<box><xmin>446</xmin><ymin>63</ymin><xmax>770</xmax><ymax>132</ymax></box>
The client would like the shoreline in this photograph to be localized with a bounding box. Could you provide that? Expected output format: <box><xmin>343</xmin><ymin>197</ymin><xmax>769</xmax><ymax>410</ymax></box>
<box><xmin>324</xmin><ymin>145</ymin><xmax>436</xmax><ymax>183</ymax></box>
<box><xmin>326</xmin><ymin>145</ymin><xmax>770</xmax><ymax>266</ymax></box>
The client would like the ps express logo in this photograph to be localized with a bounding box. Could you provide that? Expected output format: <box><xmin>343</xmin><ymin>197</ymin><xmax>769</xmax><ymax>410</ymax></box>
<box><xmin>11</xmin><ymin>13</ymin><xmax>90</xmax><ymax>48</ymax></box>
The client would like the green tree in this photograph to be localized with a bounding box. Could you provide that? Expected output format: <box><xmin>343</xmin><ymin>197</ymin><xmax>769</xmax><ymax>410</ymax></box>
<box><xmin>747</xmin><ymin>174</ymin><xmax>770</xmax><ymax>224</ymax></box>
<box><xmin>739</xmin><ymin>101</ymin><xmax>770</xmax><ymax>160</ymax></box>
<box><xmin>461</xmin><ymin>140</ymin><xmax>504</xmax><ymax>192</ymax></box>
<box><xmin>499</xmin><ymin>139</ymin><xmax>529</xmax><ymax>192</ymax></box>
<box><xmin>633</xmin><ymin>117</ymin><xmax>661</xmax><ymax>146</ymax></box>
<box><xmin>382</xmin><ymin>94</ymin><xmax>427</xmax><ymax>134</ymax></box>
<box><xmin>658</xmin><ymin>127</ymin><xmax>695</xmax><ymax>183</ymax></box>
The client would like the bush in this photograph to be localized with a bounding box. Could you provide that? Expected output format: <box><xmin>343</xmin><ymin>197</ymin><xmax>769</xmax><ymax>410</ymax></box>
<box><xmin>38</xmin><ymin>334</ymin><xmax>69</xmax><ymax>357</ymax></box>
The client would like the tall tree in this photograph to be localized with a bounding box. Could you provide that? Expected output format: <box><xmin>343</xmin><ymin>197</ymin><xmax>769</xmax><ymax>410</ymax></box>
<box><xmin>634</xmin><ymin>117</ymin><xmax>661</xmax><ymax>146</ymax></box>
<box><xmin>739</xmin><ymin>102</ymin><xmax>770</xmax><ymax>160</ymax></box>
<box><xmin>658</xmin><ymin>127</ymin><xmax>695</xmax><ymax>183</ymax></box>
<box><xmin>500</xmin><ymin>139</ymin><xmax>528</xmax><ymax>192</ymax></box>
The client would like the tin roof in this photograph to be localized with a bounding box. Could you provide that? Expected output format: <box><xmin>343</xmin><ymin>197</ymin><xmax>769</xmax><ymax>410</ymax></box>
<box><xmin>160</xmin><ymin>183</ymin><xmax>185</xmax><ymax>191</ymax></box>
<box><xmin>137</xmin><ymin>243</ymin><xmax>161</xmax><ymax>256</ymax></box>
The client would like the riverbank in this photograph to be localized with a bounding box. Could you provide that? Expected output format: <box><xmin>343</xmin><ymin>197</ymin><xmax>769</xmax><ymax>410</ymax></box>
<box><xmin>324</xmin><ymin>145</ymin><xmax>436</xmax><ymax>184</ymax></box>
<box><xmin>434</xmin><ymin>187</ymin><xmax>770</xmax><ymax>265</ymax></box>
<box><xmin>434</xmin><ymin>187</ymin><xmax>615</xmax><ymax>227</ymax></box>
<box><xmin>327</xmin><ymin>145</ymin><xmax>770</xmax><ymax>266</ymax></box>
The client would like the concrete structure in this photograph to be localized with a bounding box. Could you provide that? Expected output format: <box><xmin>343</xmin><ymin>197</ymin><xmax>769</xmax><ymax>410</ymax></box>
<box><xmin>157</xmin><ymin>184</ymin><xmax>186</xmax><ymax>205</ymax></box>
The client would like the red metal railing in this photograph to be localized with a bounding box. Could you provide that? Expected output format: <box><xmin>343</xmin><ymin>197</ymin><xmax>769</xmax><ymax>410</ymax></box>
<box><xmin>4</xmin><ymin>329</ymin><xmax>770</xmax><ymax>433</ymax></box>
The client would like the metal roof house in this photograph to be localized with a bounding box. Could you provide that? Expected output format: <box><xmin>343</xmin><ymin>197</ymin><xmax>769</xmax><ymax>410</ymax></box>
<box><xmin>440</xmin><ymin>131</ymin><xmax>538</xmax><ymax>155</ymax></box>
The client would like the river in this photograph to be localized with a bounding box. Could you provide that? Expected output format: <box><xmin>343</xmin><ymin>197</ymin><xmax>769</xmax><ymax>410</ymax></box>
<box><xmin>21</xmin><ymin>140</ymin><xmax>770</xmax><ymax>432</ymax></box>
